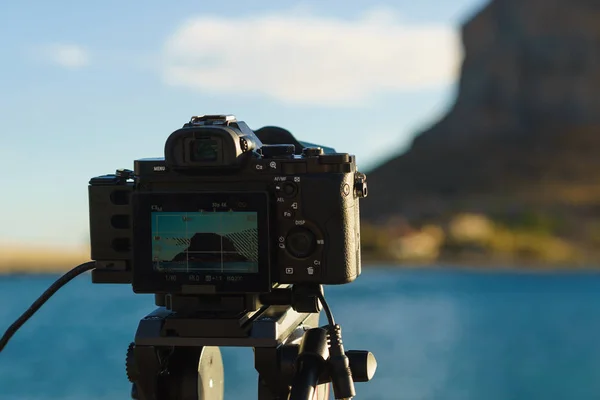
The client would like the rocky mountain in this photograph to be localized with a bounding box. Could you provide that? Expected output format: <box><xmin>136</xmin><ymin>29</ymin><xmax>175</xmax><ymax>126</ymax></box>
<box><xmin>363</xmin><ymin>0</ymin><xmax>600</xmax><ymax>223</ymax></box>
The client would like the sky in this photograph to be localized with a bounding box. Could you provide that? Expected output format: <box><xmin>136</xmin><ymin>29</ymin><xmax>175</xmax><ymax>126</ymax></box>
<box><xmin>0</xmin><ymin>0</ymin><xmax>487</xmax><ymax>248</ymax></box>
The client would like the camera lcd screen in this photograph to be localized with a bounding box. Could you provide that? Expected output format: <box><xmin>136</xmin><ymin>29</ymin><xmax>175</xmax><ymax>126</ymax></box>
<box><xmin>151</xmin><ymin>211</ymin><xmax>259</xmax><ymax>273</ymax></box>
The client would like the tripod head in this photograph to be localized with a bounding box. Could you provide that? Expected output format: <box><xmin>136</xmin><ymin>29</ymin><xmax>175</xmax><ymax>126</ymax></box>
<box><xmin>126</xmin><ymin>284</ymin><xmax>376</xmax><ymax>400</ymax></box>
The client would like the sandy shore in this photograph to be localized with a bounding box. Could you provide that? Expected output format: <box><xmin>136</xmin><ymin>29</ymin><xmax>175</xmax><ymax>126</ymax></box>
<box><xmin>0</xmin><ymin>244</ymin><xmax>91</xmax><ymax>274</ymax></box>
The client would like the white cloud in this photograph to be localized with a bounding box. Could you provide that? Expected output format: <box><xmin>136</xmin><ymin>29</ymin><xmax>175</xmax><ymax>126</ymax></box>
<box><xmin>43</xmin><ymin>44</ymin><xmax>90</xmax><ymax>69</ymax></box>
<box><xmin>162</xmin><ymin>8</ymin><xmax>460</xmax><ymax>106</ymax></box>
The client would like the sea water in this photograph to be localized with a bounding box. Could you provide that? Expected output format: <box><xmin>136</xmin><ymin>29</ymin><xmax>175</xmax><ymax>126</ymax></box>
<box><xmin>2</xmin><ymin>267</ymin><xmax>600</xmax><ymax>400</ymax></box>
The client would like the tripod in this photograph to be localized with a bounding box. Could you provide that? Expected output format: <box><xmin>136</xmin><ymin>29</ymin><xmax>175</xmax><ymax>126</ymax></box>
<box><xmin>125</xmin><ymin>285</ymin><xmax>377</xmax><ymax>400</ymax></box>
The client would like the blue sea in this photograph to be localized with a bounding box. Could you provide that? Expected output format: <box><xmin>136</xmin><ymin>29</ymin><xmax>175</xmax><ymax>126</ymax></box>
<box><xmin>2</xmin><ymin>267</ymin><xmax>600</xmax><ymax>400</ymax></box>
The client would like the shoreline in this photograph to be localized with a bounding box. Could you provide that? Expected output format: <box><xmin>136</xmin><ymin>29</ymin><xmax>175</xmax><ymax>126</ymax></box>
<box><xmin>0</xmin><ymin>245</ymin><xmax>90</xmax><ymax>275</ymax></box>
<box><xmin>1</xmin><ymin>259</ymin><xmax>599</xmax><ymax>276</ymax></box>
<box><xmin>2</xmin><ymin>245</ymin><xmax>599</xmax><ymax>275</ymax></box>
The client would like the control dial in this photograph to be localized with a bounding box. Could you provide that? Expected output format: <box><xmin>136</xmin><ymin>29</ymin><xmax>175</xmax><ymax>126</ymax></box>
<box><xmin>285</xmin><ymin>227</ymin><xmax>317</xmax><ymax>258</ymax></box>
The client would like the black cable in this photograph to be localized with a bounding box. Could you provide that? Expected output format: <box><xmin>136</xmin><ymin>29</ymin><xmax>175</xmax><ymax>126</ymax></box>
<box><xmin>0</xmin><ymin>261</ymin><xmax>96</xmax><ymax>353</ymax></box>
<box><xmin>316</xmin><ymin>290</ymin><xmax>355</xmax><ymax>399</ymax></box>
<box><xmin>316</xmin><ymin>290</ymin><xmax>335</xmax><ymax>327</ymax></box>
<box><xmin>289</xmin><ymin>328</ymin><xmax>329</xmax><ymax>400</ymax></box>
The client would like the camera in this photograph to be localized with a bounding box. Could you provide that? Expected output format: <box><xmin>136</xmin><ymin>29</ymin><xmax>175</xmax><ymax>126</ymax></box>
<box><xmin>88</xmin><ymin>115</ymin><xmax>368</xmax><ymax>295</ymax></box>
<box><xmin>0</xmin><ymin>115</ymin><xmax>376</xmax><ymax>399</ymax></box>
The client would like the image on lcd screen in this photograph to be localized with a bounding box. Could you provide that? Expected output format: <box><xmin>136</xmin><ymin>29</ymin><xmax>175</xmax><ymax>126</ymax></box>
<box><xmin>151</xmin><ymin>211</ymin><xmax>258</xmax><ymax>273</ymax></box>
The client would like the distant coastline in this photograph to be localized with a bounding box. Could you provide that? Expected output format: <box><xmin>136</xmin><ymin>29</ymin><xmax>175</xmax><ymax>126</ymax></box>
<box><xmin>1</xmin><ymin>245</ymin><xmax>598</xmax><ymax>275</ymax></box>
<box><xmin>361</xmin><ymin>254</ymin><xmax>600</xmax><ymax>271</ymax></box>
<box><xmin>0</xmin><ymin>244</ymin><xmax>90</xmax><ymax>274</ymax></box>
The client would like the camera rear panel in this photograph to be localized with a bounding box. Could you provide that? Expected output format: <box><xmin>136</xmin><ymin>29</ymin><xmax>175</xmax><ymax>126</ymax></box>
<box><xmin>269</xmin><ymin>159</ymin><xmax>361</xmax><ymax>285</ymax></box>
<box><xmin>88</xmin><ymin>117</ymin><xmax>365</xmax><ymax>294</ymax></box>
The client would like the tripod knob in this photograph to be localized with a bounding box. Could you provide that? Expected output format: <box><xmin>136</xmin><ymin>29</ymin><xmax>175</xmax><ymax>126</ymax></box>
<box><xmin>126</xmin><ymin>342</ymin><xmax>139</xmax><ymax>383</ymax></box>
<box><xmin>345</xmin><ymin>350</ymin><xmax>377</xmax><ymax>382</ymax></box>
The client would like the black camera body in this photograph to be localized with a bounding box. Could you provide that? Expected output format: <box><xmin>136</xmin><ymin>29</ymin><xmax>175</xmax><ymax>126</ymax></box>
<box><xmin>88</xmin><ymin>115</ymin><xmax>367</xmax><ymax>295</ymax></box>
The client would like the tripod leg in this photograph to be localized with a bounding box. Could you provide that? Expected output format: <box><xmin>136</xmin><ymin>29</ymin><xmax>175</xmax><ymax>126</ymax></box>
<box><xmin>256</xmin><ymin>348</ymin><xmax>289</xmax><ymax>400</ymax></box>
<box><xmin>164</xmin><ymin>346</ymin><xmax>225</xmax><ymax>400</ymax></box>
<box><xmin>257</xmin><ymin>375</ymin><xmax>280</xmax><ymax>400</ymax></box>
<box><xmin>131</xmin><ymin>344</ymin><xmax>224</xmax><ymax>400</ymax></box>
<box><xmin>314</xmin><ymin>384</ymin><xmax>330</xmax><ymax>400</ymax></box>
<box><xmin>197</xmin><ymin>347</ymin><xmax>225</xmax><ymax>400</ymax></box>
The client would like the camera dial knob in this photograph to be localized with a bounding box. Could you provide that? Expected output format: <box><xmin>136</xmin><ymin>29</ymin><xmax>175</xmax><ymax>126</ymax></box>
<box><xmin>125</xmin><ymin>342</ymin><xmax>139</xmax><ymax>383</ymax></box>
<box><xmin>286</xmin><ymin>227</ymin><xmax>317</xmax><ymax>258</ymax></box>
<box><xmin>115</xmin><ymin>169</ymin><xmax>134</xmax><ymax>179</ymax></box>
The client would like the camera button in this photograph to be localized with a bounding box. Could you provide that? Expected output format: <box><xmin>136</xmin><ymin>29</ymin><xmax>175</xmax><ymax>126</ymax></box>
<box><xmin>283</xmin><ymin>182</ymin><xmax>296</xmax><ymax>196</ymax></box>
<box><xmin>319</xmin><ymin>153</ymin><xmax>350</xmax><ymax>164</ymax></box>
<box><xmin>306</xmin><ymin>265</ymin><xmax>321</xmax><ymax>278</ymax></box>
<box><xmin>276</xmin><ymin>182</ymin><xmax>297</xmax><ymax>198</ymax></box>
<box><xmin>282</xmin><ymin>209</ymin><xmax>294</xmax><ymax>219</ymax></box>
<box><xmin>254</xmin><ymin>161</ymin><xmax>280</xmax><ymax>173</ymax></box>
<box><xmin>302</xmin><ymin>147</ymin><xmax>324</xmax><ymax>157</ymax></box>
<box><xmin>262</xmin><ymin>144</ymin><xmax>295</xmax><ymax>158</ymax></box>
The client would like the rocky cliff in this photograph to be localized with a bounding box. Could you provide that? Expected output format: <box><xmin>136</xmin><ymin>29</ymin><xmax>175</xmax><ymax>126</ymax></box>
<box><xmin>363</xmin><ymin>0</ymin><xmax>600</xmax><ymax>223</ymax></box>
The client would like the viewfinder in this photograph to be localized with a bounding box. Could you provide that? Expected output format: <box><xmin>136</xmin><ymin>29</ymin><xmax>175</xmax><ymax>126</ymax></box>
<box><xmin>190</xmin><ymin>137</ymin><xmax>221</xmax><ymax>162</ymax></box>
